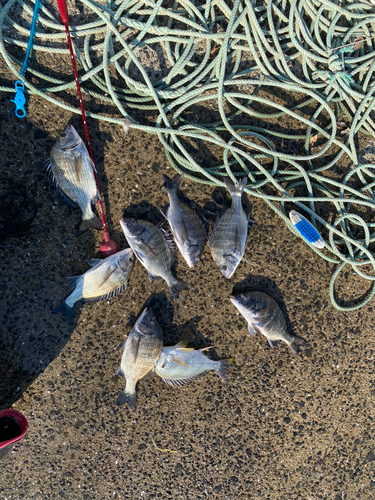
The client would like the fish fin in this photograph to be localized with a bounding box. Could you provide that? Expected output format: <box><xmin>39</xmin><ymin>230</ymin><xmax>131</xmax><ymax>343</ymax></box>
<box><xmin>175</xmin><ymin>340</ymin><xmax>189</xmax><ymax>349</ymax></box>
<box><xmin>115</xmin><ymin>390</ymin><xmax>136</xmax><ymax>409</ymax></box>
<box><xmin>289</xmin><ymin>336</ymin><xmax>306</xmax><ymax>355</ymax></box>
<box><xmin>133</xmin><ymin>248</ymin><xmax>146</xmax><ymax>264</ymax></box>
<box><xmin>68</xmin><ymin>276</ymin><xmax>81</xmax><ymax>287</ymax></box>
<box><xmin>148</xmin><ymin>272</ymin><xmax>156</xmax><ymax>283</ymax></box>
<box><xmin>73</xmin><ymin>152</ymin><xmax>83</xmax><ymax>184</ymax></box>
<box><xmin>217</xmin><ymin>359</ymin><xmax>234</xmax><ymax>382</ymax></box>
<box><xmin>171</xmin><ymin>354</ymin><xmax>191</xmax><ymax>368</ymax></box>
<box><xmin>116</xmin><ymin>366</ymin><xmax>126</xmax><ymax>379</ymax></box>
<box><xmin>92</xmin><ymin>192</ymin><xmax>100</xmax><ymax>204</ymax></box>
<box><xmin>140</xmin><ymin>371</ymin><xmax>153</xmax><ymax>382</ymax></box>
<box><xmin>129</xmin><ymin>334</ymin><xmax>141</xmax><ymax>363</ymax></box>
<box><xmin>200</xmin><ymin>346</ymin><xmax>212</xmax><ymax>352</ymax></box>
<box><xmin>161</xmin><ymin>377</ymin><xmax>200</xmax><ymax>387</ymax></box>
<box><xmin>160</xmin><ymin>205</ymin><xmax>169</xmax><ymax>218</ymax></box>
<box><xmin>268</xmin><ymin>339</ymin><xmax>279</xmax><ymax>348</ymax></box>
<box><xmin>88</xmin><ymin>155</ymin><xmax>97</xmax><ymax>173</ymax></box>
<box><xmin>76</xmin><ymin>213</ymin><xmax>102</xmax><ymax>236</ymax></box>
<box><xmin>169</xmin><ymin>278</ymin><xmax>190</xmax><ymax>299</ymax></box>
<box><xmin>224</xmin><ymin>176</ymin><xmax>247</xmax><ymax>196</ymax></box>
<box><xmin>86</xmin><ymin>258</ymin><xmax>103</xmax><ymax>267</ymax></box>
<box><xmin>251</xmin><ymin>324</ymin><xmax>263</xmax><ymax>337</ymax></box>
<box><xmin>96</xmin><ymin>265</ymin><xmax>117</xmax><ymax>289</ymax></box>
<box><xmin>82</xmin><ymin>284</ymin><xmax>128</xmax><ymax>303</ymax></box>
<box><xmin>52</xmin><ymin>301</ymin><xmax>74</xmax><ymax>325</ymax></box>
<box><xmin>162</xmin><ymin>173</ymin><xmax>183</xmax><ymax>191</ymax></box>
<box><xmin>115</xmin><ymin>338</ymin><xmax>127</xmax><ymax>351</ymax></box>
<box><xmin>247</xmin><ymin>323</ymin><xmax>256</xmax><ymax>336</ymax></box>
<box><xmin>160</xmin><ymin>227</ymin><xmax>176</xmax><ymax>252</ymax></box>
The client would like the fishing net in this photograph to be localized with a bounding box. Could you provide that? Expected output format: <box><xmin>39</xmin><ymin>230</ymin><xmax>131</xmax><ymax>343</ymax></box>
<box><xmin>1</xmin><ymin>0</ymin><xmax>375</xmax><ymax>309</ymax></box>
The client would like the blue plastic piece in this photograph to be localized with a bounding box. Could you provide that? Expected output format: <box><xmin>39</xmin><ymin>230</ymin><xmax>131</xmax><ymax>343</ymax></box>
<box><xmin>11</xmin><ymin>0</ymin><xmax>41</xmax><ymax>118</ymax></box>
<box><xmin>10</xmin><ymin>81</ymin><xmax>26</xmax><ymax>118</ymax></box>
<box><xmin>289</xmin><ymin>210</ymin><xmax>324</xmax><ymax>249</ymax></box>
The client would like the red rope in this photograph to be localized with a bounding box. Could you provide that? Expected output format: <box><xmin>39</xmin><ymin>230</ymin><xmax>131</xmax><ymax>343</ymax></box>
<box><xmin>63</xmin><ymin>22</ymin><xmax>110</xmax><ymax>242</ymax></box>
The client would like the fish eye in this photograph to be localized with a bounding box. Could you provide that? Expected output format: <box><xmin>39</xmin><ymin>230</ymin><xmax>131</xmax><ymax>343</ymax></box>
<box><xmin>60</xmin><ymin>133</ymin><xmax>66</xmax><ymax>140</ymax></box>
<box><xmin>221</xmin><ymin>265</ymin><xmax>228</xmax><ymax>272</ymax></box>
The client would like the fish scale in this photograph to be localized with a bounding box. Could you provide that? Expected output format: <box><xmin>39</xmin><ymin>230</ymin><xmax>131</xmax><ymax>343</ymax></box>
<box><xmin>230</xmin><ymin>291</ymin><xmax>306</xmax><ymax>354</ymax></box>
<box><xmin>115</xmin><ymin>307</ymin><xmax>163</xmax><ymax>409</ymax></box>
<box><xmin>120</xmin><ymin>218</ymin><xmax>189</xmax><ymax>298</ymax></box>
<box><xmin>209</xmin><ymin>177</ymin><xmax>249</xmax><ymax>278</ymax></box>
<box><xmin>162</xmin><ymin>174</ymin><xmax>206</xmax><ymax>268</ymax></box>
<box><xmin>154</xmin><ymin>342</ymin><xmax>231</xmax><ymax>386</ymax></box>
<box><xmin>48</xmin><ymin>125</ymin><xmax>102</xmax><ymax>236</ymax></box>
<box><xmin>52</xmin><ymin>248</ymin><xmax>134</xmax><ymax>324</ymax></box>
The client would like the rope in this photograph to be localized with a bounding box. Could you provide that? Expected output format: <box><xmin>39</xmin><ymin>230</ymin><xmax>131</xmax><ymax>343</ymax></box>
<box><xmin>2</xmin><ymin>0</ymin><xmax>375</xmax><ymax>310</ymax></box>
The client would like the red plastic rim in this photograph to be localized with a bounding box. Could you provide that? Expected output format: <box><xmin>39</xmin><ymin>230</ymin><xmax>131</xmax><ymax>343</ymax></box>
<box><xmin>0</xmin><ymin>409</ymin><xmax>28</xmax><ymax>449</ymax></box>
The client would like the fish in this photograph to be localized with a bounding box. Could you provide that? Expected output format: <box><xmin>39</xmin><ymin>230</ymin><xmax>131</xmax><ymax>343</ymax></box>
<box><xmin>230</xmin><ymin>291</ymin><xmax>306</xmax><ymax>354</ymax></box>
<box><xmin>119</xmin><ymin>218</ymin><xmax>189</xmax><ymax>299</ymax></box>
<box><xmin>209</xmin><ymin>177</ymin><xmax>250</xmax><ymax>278</ymax></box>
<box><xmin>47</xmin><ymin>124</ymin><xmax>102</xmax><ymax>236</ymax></box>
<box><xmin>154</xmin><ymin>341</ymin><xmax>232</xmax><ymax>387</ymax></box>
<box><xmin>52</xmin><ymin>248</ymin><xmax>134</xmax><ymax>324</ymax></box>
<box><xmin>115</xmin><ymin>307</ymin><xmax>163</xmax><ymax>409</ymax></box>
<box><xmin>161</xmin><ymin>174</ymin><xmax>206</xmax><ymax>268</ymax></box>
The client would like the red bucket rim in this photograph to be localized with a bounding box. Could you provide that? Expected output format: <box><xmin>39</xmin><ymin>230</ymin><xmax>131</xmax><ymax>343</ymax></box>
<box><xmin>0</xmin><ymin>409</ymin><xmax>28</xmax><ymax>449</ymax></box>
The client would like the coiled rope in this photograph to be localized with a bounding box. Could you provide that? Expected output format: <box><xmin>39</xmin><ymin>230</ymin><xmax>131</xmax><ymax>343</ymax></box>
<box><xmin>1</xmin><ymin>0</ymin><xmax>375</xmax><ymax>310</ymax></box>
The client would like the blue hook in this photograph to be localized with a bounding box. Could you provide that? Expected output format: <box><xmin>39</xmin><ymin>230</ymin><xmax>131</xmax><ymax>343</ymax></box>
<box><xmin>10</xmin><ymin>81</ymin><xmax>26</xmax><ymax>118</ymax></box>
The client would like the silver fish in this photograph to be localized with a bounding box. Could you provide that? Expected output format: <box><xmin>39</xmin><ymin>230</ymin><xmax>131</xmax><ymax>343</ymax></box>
<box><xmin>209</xmin><ymin>177</ymin><xmax>249</xmax><ymax>278</ymax></box>
<box><xmin>119</xmin><ymin>218</ymin><xmax>189</xmax><ymax>299</ymax></box>
<box><xmin>154</xmin><ymin>341</ymin><xmax>231</xmax><ymax>387</ymax></box>
<box><xmin>48</xmin><ymin>125</ymin><xmax>102</xmax><ymax>236</ymax></box>
<box><xmin>115</xmin><ymin>307</ymin><xmax>163</xmax><ymax>409</ymax></box>
<box><xmin>162</xmin><ymin>174</ymin><xmax>206</xmax><ymax>268</ymax></box>
<box><xmin>230</xmin><ymin>291</ymin><xmax>306</xmax><ymax>354</ymax></box>
<box><xmin>52</xmin><ymin>248</ymin><xmax>134</xmax><ymax>324</ymax></box>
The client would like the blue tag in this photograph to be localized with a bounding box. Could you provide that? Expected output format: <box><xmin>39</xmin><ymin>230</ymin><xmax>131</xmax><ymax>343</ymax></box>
<box><xmin>289</xmin><ymin>210</ymin><xmax>324</xmax><ymax>249</ymax></box>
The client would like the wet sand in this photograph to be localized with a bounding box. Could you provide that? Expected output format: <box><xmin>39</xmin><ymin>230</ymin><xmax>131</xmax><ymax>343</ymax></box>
<box><xmin>1</xmin><ymin>68</ymin><xmax>375</xmax><ymax>498</ymax></box>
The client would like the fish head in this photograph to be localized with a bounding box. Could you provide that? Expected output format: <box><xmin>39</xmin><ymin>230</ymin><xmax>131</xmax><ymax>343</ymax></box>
<box><xmin>184</xmin><ymin>244</ymin><xmax>201</xmax><ymax>269</ymax></box>
<box><xmin>218</xmin><ymin>254</ymin><xmax>239</xmax><ymax>279</ymax></box>
<box><xmin>56</xmin><ymin>125</ymin><xmax>81</xmax><ymax>151</ymax></box>
<box><xmin>230</xmin><ymin>292</ymin><xmax>260</xmax><ymax>317</ymax></box>
<box><xmin>230</xmin><ymin>292</ymin><xmax>264</xmax><ymax>318</ymax></box>
<box><xmin>120</xmin><ymin>218</ymin><xmax>144</xmax><ymax>239</ymax></box>
<box><xmin>136</xmin><ymin>307</ymin><xmax>162</xmax><ymax>338</ymax></box>
<box><xmin>117</xmin><ymin>248</ymin><xmax>135</xmax><ymax>270</ymax></box>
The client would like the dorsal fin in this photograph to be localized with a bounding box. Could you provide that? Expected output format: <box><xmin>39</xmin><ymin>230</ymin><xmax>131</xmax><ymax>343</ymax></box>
<box><xmin>68</xmin><ymin>276</ymin><xmax>81</xmax><ymax>287</ymax></box>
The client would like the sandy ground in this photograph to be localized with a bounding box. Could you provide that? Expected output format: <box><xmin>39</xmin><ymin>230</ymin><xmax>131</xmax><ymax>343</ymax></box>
<box><xmin>1</xmin><ymin>54</ymin><xmax>375</xmax><ymax>500</ymax></box>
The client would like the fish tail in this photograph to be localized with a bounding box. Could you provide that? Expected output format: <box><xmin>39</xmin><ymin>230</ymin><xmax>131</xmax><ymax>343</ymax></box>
<box><xmin>290</xmin><ymin>336</ymin><xmax>306</xmax><ymax>355</ymax></box>
<box><xmin>77</xmin><ymin>208</ymin><xmax>102</xmax><ymax>236</ymax></box>
<box><xmin>115</xmin><ymin>389</ymin><xmax>137</xmax><ymax>409</ymax></box>
<box><xmin>169</xmin><ymin>278</ymin><xmax>190</xmax><ymax>299</ymax></box>
<box><xmin>162</xmin><ymin>173</ymin><xmax>183</xmax><ymax>192</ymax></box>
<box><xmin>217</xmin><ymin>358</ymin><xmax>234</xmax><ymax>382</ymax></box>
<box><xmin>224</xmin><ymin>176</ymin><xmax>247</xmax><ymax>196</ymax></box>
<box><xmin>52</xmin><ymin>301</ymin><xmax>74</xmax><ymax>325</ymax></box>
